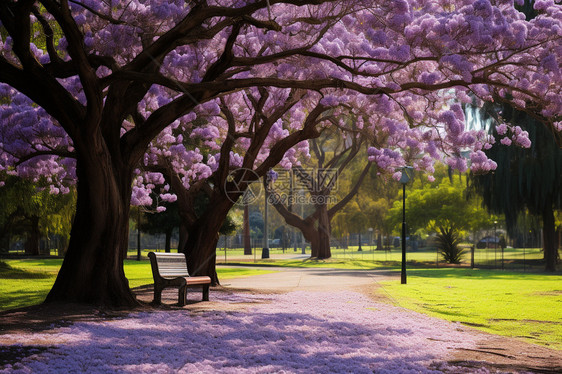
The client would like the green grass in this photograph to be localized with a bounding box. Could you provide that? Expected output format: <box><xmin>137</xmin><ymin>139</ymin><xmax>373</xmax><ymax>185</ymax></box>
<box><xmin>0</xmin><ymin>259</ymin><xmax>274</xmax><ymax>311</ymax></box>
<box><xmin>378</xmin><ymin>268</ymin><xmax>562</xmax><ymax>350</ymax></box>
<box><xmin>217</xmin><ymin>246</ymin><xmax>546</xmax><ymax>269</ymax></box>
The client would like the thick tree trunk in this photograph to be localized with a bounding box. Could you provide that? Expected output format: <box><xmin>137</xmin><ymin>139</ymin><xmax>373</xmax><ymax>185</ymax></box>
<box><xmin>45</xmin><ymin>151</ymin><xmax>137</xmax><ymax>307</ymax></box>
<box><xmin>0</xmin><ymin>212</ymin><xmax>18</xmax><ymax>253</ymax></box>
<box><xmin>178</xmin><ymin>222</ymin><xmax>188</xmax><ymax>255</ymax></box>
<box><xmin>310</xmin><ymin>202</ymin><xmax>331</xmax><ymax>259</ymax></box>
<box><xmin>243</xmin><ymin>204</ymin><xmax>251</xmax><ymax>255</ymax></box>
<box><xmin>270</xmin><ymin>193</ymin><xmax>332</xmax><ymax>259</ymax></box>
<box><xmin>542</xmin><ymin>205</ymin><xmax>558</xmax><ymax>272</ymax></box>
<box><xmin>183</xmin><ymin>195</ymin><xmax>233</xmax><ymax>285</ymax></box>
<box><xmin>308</xmin><ymin>230</ymin><xmax>331</xmax><ymax>259</ymax></box>
<box><xmin>165</xmin><ymin>230</ymin><xmax>172</xmax><ymax>253</ymax></box>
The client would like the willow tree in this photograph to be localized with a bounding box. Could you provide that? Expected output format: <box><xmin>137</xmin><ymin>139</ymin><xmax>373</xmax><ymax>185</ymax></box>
<box><xmin>472</xmin><ymin>105</ymin><xmax>562</xmax><ymax>271</ymax></box>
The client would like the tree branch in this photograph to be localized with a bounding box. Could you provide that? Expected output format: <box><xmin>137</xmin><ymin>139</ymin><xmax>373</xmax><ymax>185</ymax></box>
<box><xmin>328</xmin><ymin>162</ymin><xmax>371</xmax><ymax>219</ymax></box>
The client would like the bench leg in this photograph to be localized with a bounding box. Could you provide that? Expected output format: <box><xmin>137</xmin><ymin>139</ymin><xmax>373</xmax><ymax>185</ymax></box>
<box><xmin>202</xmin><ymin>284</ymin><xmax>209</xmax><ymax>301</ymax></box>
<box><xmin>178</xmin><ymin>285</ymin><xmax>187</xmax><ymax>306</ymax></box>
<box><xmin>153</xmin><ymin>286</ymin><xmax>162</xmax><ymax>305</ymax></box>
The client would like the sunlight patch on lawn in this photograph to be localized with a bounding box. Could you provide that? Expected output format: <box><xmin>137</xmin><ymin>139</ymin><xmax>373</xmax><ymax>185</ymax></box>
<box><xmin>378</xmin><ymin>268</ymin><xmax>562</xmax><ymax>350</ymax></box>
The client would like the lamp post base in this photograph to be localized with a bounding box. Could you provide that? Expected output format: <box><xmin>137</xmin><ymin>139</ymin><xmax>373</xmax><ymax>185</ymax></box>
<box><xmin>261</xmin><ymin>248</ymin><xmax>270</xmax><ymax>259</ymax></box>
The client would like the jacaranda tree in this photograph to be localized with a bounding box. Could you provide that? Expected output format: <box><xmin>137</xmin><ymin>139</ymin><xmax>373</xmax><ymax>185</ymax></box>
<box><xmin>0</xmin><ymin>0</ymin><xmax>560</xmax><ymax>306</ymax></box>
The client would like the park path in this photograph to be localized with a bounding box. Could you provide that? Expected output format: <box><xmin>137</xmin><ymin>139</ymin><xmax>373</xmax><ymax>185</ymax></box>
<box><xmin>217</xmin><ymin>266</ymin><xmax>562</xmax><ymax>373</ymax></box>
<box><xmin>220</xmin><ymin>266</ymin><xmax>395</xmax><ymax>291</ymax></box>
<box><xmin>0</xmin><ymin>266</ymin><xmax>560</xmax><ymax>373</ymax></box>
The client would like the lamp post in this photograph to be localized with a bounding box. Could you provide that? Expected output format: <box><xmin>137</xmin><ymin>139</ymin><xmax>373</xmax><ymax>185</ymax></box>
<box><xmin>368</xmin><ymin>227</ymin><xmax>374</xmax><ymax>261</ymax></box>
<box><xmin>262</xmin><ymin>169</ymin><xmax>276</xmax><ymax>259</ymax></box>
<box><xmin>301</xmin><ymin>189</ymin><xmax>306</xmax><ymax>254</ymax></box>
<box><xmin>356</xmin><ymin>194</ymin><xmax>363</xmax><ymax>251</ymax></box>
<box><xmin>399</xmin><ymin>166</ymin><xmax>413</xmax><ymax>284</ymax></box>
<box><xmin>494</xmin><ymin>221</ymin><xmax>498</xmax><ymax>269</ymax></box>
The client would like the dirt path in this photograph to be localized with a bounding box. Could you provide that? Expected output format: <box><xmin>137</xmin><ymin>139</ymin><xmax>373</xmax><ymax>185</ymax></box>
<box><xmin>217</xmin><ymin>267</ymin><xmax>562</xmax><ymax>373</ymax></box>
<box><xmin>1</xmin><ymin>267</ymin><xmax>560</xmax><ymax>373</ymax></box>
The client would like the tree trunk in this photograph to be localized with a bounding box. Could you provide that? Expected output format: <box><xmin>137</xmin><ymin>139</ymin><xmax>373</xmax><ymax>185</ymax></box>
<box><xmin>542</xmin><ymin>205</ymin><xmax>558</xmax><ymax>272</ymax></box>
<box><xmin>24</xmin><ymin>216</ymin><xmax>40</xmax><ymax>255</ymax></box>
<box><xmin>184</xmin><ymin>221</ymin><xmax>220</xmax><ymax>285</ymax></box>
<box><xmin>243</xmin><ymin>204</ymin><xmax>251</xmax><ymax>255</ymax></box>
<box><xmin>165</xmin><ymin>230</ymin><xmax>172</xmax><ymax>253</ymax></box>
<box><xmin>45</xmin><ymin>150</ymin><xmax>137</xmax><ymax>307</ymax></box>
<box><xmin>178</xmin><ymin>222</ymin><xmax>188</xmax><ymax>255</ymax></box>
<box><xmin>183</xmin><ymin>195</ymin><xmax>233</xmax><ymax>285</ymax></box>
<box><xmin>310</xmin><ymin>202</ymin><xmax>331</xmax><ymax>259</ymax></box>
<box><xmin>0</xmin><ymin>212</ymin><xmax>18</xmax><ymax>254</ymax></box>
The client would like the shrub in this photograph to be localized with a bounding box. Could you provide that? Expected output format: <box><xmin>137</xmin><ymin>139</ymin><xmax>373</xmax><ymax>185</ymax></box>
<box><xmin>436</xmin><ymin>226</ymin><xmax>465</xmax><ymax>264</ymax></box>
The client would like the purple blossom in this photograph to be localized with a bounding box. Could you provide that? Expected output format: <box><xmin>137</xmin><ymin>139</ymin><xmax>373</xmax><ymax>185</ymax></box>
<box><xmin>439</xmin><ymin>110</ymin><xmax>463</xmax><ymax>136</ymax></box>
<box><xmin>419</xmin><ymin>72</ymin><xmax>440</xmax><ymax>85</ymax></box>
<box><xmin>514</xmin><ymin>131</ymin><xmax>531</xmax><ymax>148</ymax></box>
<box><xmin>388</xmin><ymin>45</ymin><xmax>410</xmax><ymax>61</ymax></box>
<box><xmin>470</xmin><ymin>151</ymin><xmax>497</xmax><ymax>173</ymax></box>
<box><xmin>160</xmin><ymin>193</ymin><xmax>177</xmax><ymax>203</ymax></box>
<box><xmin>495</xmin><ymin>123</ymin><xmax>508</xmax><ymax>135</ymax></box>
<box><xmin>368</xmin><ymin>147</ymin><xmax>404</xmax><ymax>172</ymax></box>
<box><xmin>446</xmin><ymin>156</ymin><xmax>468</xmax><ymax>173</ymax></box>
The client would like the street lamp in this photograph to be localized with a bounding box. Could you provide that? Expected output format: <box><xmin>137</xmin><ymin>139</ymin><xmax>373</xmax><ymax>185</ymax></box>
<box><xmin>262</xmin><ymin>169</ymin><xmax>277</xmax><ymax>259</ymax></box>
<box><xmin>494</xmin><ymin>221</ymin><xmax>498</xmax><ymax>269</ymax></box>
<box><xmin>356</xmin><ymin>194</ymin><xmax>362</xmax><ymax>251</ymax></box>
<box><xmin>301</xmin><ymin>189</ymin><xmax>306</xmax><ymax>254</ymax></box>
<box><xmin>399</xmin><ymin>166</ymin><xmax>414</xmax><ymax>284</ymax></box>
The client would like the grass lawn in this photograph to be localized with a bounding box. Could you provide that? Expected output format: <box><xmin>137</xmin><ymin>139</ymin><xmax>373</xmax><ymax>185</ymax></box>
<box><xmin>0</xmin><ymin>259</ymin><xmax>274</xmax><ymax>311</ymax></box>
<box><xmin>378</xmin><ymin>268</ymin><xmax>562</xmax><ymax>350</ymax></box>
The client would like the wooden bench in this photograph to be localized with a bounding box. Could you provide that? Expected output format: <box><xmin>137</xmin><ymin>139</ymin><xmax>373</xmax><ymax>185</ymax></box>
<box><xmin>148</xmin><ymin>252</ymin><xmax>211</xmax><ymax>306</ymax></box>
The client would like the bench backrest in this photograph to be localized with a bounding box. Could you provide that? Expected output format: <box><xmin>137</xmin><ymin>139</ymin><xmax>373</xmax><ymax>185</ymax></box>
<box><xmin>148</xmin><ymin>252</ymin><xmax>189</xmax><ymax>279</ymax></box>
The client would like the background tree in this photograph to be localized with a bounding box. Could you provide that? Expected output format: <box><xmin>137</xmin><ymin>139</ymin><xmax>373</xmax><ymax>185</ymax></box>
<box><xmin>333</xmin><ymin>159</ymin><xmax>399</xmax><ymax>250</ymax></box>
<box><xmin>387</xmin><ymin>169</ymin><xmax>494</xmax><ymax>263</ymax></box>
<box><xmin>142</xmin><ymin>88</ymin><xmax>331</xmax><ymax>282</ymax></box>
<box><xmin>139</xmin><ymin>200</ymin><xmax>179</xmax><ymax>254</ymax></box>
<box><xmin>0</xmin><ymin>175</ymin><xmax>75</xmax><ymax>256</ymax></box>
<box><xmin>469</xmin><ymin>0</ymin><xmax>561</xmax><ymax>272</ymax></box>
<box><xmin>270</xmin><ymin>124</ymin><xmax>372</xmax><ymax>259</ymax></box>
<box><xmin>471</xmin><ymin>104</ymin><xmax>562</xmax><ymax>271</ymax></box>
